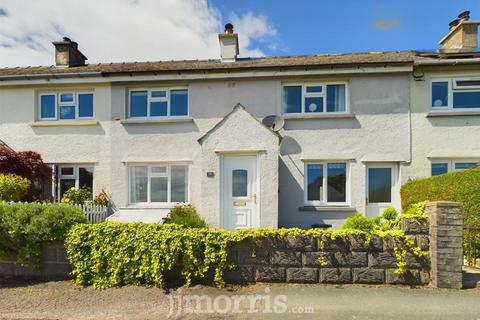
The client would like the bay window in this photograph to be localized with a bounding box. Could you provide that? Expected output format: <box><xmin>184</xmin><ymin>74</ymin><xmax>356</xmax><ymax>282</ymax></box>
<box><xmin>305</xmin><ymin>162</ymin><xmax>348</xmax><ymax>205</ymax></box>
<box><xmin>431</xmin><ymin>78</ymin><xmax>480</xmax><ymax>110</ymax></box>
<box><xmin>39</xmin><ymin>92</ymin><xmax>94</xmax><ymax>120</ymax></box>
<box><xmin>128</xmin><ymin>88</ymin><xmax>188</xmax><ymax>118</ymax></box>
<box><xmin>283</xmin><ymin>83</ymin><xmax>347</xmax><ymax>114</ymax></box>
<box><xmin>129</xmin><ymin>164</ymin><xmax>188</xmax><ymax>204</ymax></box>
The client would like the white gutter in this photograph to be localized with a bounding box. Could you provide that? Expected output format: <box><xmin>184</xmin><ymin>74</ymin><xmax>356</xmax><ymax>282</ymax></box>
<box><xmin>0</xmin><ymin>66</ymin><xmax>413</xmax><ymax>86</ymax></box>
<box><xmin>414</xmin><ymin>58</ymin><xmax>480</xmax><ymax>65</ymax></box>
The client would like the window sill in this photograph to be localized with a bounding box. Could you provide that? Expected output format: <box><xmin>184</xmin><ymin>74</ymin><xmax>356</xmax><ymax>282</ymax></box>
<box><xmin>427</xmin><ymin>110</ymin><xmax>480</xmax><ymax>117</ymax></box>
<box><xmin>120</xmin><ymin>117</ymin><xmax>193</xmax><ymax>124</ymax></box>
<box><xmin>283</xmin><ymin>113</ymin><xmax>355</xmax><ymax>120</ymax></box>
<box><xmin>299</xmin><ymin>206</ymin><xmax>357</xmax><ymax>212</ymax></box>
<box><xmin>120</xmin><ymin>204</ymin><xmax>179</xmax><ymax>210</ymax></box>
<box><xmin>29</xmin><ymin>120</ymin><xmax>99</xmax><ymax>127</ymax></box>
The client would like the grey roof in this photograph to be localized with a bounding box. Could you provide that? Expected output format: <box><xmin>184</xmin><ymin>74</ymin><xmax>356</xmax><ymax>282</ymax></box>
<box><xmin>0</xmin><ymin>51</ymin><xmax>418</xmax><ymax>78</ymax></box>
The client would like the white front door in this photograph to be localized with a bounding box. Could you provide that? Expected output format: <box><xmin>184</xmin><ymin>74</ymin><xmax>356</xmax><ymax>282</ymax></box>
<box><xmin>366</xmin><ymin>163</ymin><xmax>398</xmax><ymax>217</ymax></box>
<box><xmin>222</xmin><ymin>155</ymin><xmax>258</xmax><ymax>230</ymax></box>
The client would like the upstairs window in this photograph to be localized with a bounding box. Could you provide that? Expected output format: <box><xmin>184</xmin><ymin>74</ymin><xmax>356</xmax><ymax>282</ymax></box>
<box><xmin>39</xmin><ymin>92</ymin><xmax>94</xmax><ymax>120</ymax></box>
<box><xmin>128</xmin><ymin>88</ymin><xmax>188</xmax><ymax>118</ymax></box>
<box><xmin>305</xmin><ymin>162</ymin><xmax>348</xmax><ymax>205</ymax></box>
<box><xmin>283</xmin><ymin>83</ymin><xmax>347</xmax><ymax>114</ymax></box>
<box><xmin>431</xmin><ymin>78</ymin><xmax>480</xmax><ymax>110</ymax></box>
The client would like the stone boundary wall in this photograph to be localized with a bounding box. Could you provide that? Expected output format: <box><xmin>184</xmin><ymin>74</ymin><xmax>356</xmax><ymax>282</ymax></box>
<box><xmin>0</xmin><ymin>202</ymin><xmax>464</xmax><ymax>288</ymax></box>
<box><xmin>225</xmin><ymin>220</ymin><xmax>430</xmax><ymax>285</ymax></box>
<box><xmin>0</xmin><ymin>243</ymin><xmax>71</xmax><ymax>279</ymax></box>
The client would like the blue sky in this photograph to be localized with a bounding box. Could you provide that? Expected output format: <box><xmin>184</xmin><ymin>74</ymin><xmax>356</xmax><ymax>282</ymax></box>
<box><xmin>0</xmin><ymin>0</ymin><xmax>479</xmax><ymax>67</ymax></box>
<box><xmin>212</xmin><ymin>0</ymin><xmax>480</xmax><ymax>55</ymax></box>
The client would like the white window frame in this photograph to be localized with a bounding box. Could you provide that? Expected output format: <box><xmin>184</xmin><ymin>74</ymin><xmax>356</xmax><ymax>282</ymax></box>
<box><xmin>58</xmin><ymin>92</ymin><xmax>76</xmax><ymax>106</ymax></box>
<box><xmin>304</xmin><ymin>161</ymin><xmax>350</xmax><ymax>206</ymax></box>
<box><xmin>430</xmin><ymin>77</ymin><xmax>480</xmax><ymax>111</ymax></box>
<box><xmin>282</xmin><ymin>82</ymin><xmax>349</xmax><ymax>115</ymax></box>
<box><xmin>39</xmin><ymin>93</ymin><xmax>57</xmax><ymax>120</ymax></box>
<box><xmin>76</xmin><ymin>92</ymin><xmax>95</xmax><ymax>119</ymax></box>
<box><xmin>430</xmin><ymin>159</ymin><xmax>480</xmax><ymax>176</ymax></box>
<box><xmin>127</xmin><ymin>87</ymin><xmax>189</xmax><ymax>119</ymax></box>
<box><xmin>38</xmin><ymin>91</ymin><xmax>94</xmax><ymax>121</ymax></box>
<box><xmin>57</xmin><ymin>165</ymin><xmax>94</xmax><ymax>200</ymax></box>
<box><xmin>128</xmin><ymin>164</ymin><xmax>189</xmax><ymax>205</ymax></box>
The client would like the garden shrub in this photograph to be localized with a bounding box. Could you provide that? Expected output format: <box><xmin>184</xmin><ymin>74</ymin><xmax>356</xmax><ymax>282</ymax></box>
<box><xmin>61</xmin><ymin>187</ymin><xmax>91</xmax><ymax>205</ymax></box>
<box><xmin>0</xmin><ymin>173</ymin><xmax>31</xmax><ymax>202</ymax></box>
<box><xmin>401</xmin><ymin>167</ymin><xmax>480</xmax><ymax>226</ymax></box>
<box><xmin>0</xmin><ymin>202</ymin><xmax>87</xmax><ymax>267</ymax></box>
<box><xmin>162</xmin><ymin>204</ymin><xmax>207</xmax><ymax>228</ymax></box>
<box><xmin>342</xmin><ymin>213</ymin><xmax>377</xmax><ymax>232</ymax></box>
<box><xmin>92</xmin><ymin>189</ymin><xmax>109</xmax><ymax>206</ymax></box>
<box><xmin>66</xmin><ymin>223</ymin><xmax>426</xmax><ymax>288</ymax></box>
<box><xmin>374</xmin><ymin>207</ymin><xmax>399</xmax><ymax>231</ymax></box>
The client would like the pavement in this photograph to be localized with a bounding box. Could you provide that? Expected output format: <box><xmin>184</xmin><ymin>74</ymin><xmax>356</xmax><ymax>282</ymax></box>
<box><xmin>0</xmin><ymin>280</ymin><xmax>479</xmax><ymax>320</ymax></box>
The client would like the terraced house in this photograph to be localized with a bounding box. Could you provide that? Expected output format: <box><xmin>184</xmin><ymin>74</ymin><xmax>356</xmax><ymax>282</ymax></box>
<box><xmin>0</xmin><ymin>14</ymin><xmax>479</xmax><ymax>229</ymax></box>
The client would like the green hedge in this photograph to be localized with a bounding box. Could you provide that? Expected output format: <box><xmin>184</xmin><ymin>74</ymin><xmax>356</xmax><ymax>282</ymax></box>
<box><xmin>0</xmin><ymin>202</ymin><xmax>87</xmax><ymax>267</ymax></box>
<box><xmin>65</xmin><ymin>223</ymin><xmax>425</xmax><ymax>288</ymax></box>
<box><xmin>401</xmin><ymin>167</ymin><xmax>480</xmax><ymax>224</ymax></box>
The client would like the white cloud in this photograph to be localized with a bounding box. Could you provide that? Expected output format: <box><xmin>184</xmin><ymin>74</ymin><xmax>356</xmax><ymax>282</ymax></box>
<box><xmin>0</xmin><ymin>0</ymin><xmax>278</xmax><ymax>67</ymax></box>
<box><xmin>230</xmin><ymin>12</ymin><xmax>277</xmax><ymax>57</ymax></box>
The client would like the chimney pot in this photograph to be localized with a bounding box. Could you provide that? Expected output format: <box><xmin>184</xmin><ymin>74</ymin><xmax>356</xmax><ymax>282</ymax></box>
<box><xmin>224</xmin><ymin>23</ymin><xmax>234</xmax><ymax>34</ymax></box>
<box><xmin>52</xmin><ymin>37</ymin><xmax>87</xmax><ymax>67</ymax></box>
<box><xmin>458</xmin><ymin>10</ymin><xmax>470</xmax><ymax>22</ymax></box>
<box><xmin>449</xmin><ymin>19</ymin><xmax>459</xmax><ymax>30</ymax></box>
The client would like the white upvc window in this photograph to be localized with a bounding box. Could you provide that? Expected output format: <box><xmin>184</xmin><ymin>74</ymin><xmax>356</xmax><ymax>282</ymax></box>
<box><xmin>431</xmin><ymin>77</ymin><xmax>480</xmax><ymax>110</ymax></box>
<box><xmin>128</xmin><ymin>164</ymin><xmax>188</xmax><ymax>204</ymax></box>
<box><xmin>304</xmin><ymin>161</ymin><xmax>350</xmax><ymax>206</ymax></box>
<box><xmin>57</xmin><ymin>165</ymin><xmax>94</xmax><ymax>200</ymax></box>
<box><xmin>39</xmin><ymin>91</ymin><xmax>94</xmax><ymax>121</ymax></box>
<box><xmin>431</xmin><ymin>159</ymin><xmax>480</xmax><ymax>176</ymax></box>
<box><xmin>282</xmin><ymin>82</ymin><xmax>348</xmax><ymax>114</ymax></box>
<box><xmin>128</xmin><ymin>88</ymin><xmax>189</xmax><ymax>118</ymax></box>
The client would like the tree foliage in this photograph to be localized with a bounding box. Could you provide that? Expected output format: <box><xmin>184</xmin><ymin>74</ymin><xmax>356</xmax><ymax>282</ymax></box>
<box><xmin>0</xmin><ymin>147</ymin><xmax>51</xmax><ymax>200</ymax></box>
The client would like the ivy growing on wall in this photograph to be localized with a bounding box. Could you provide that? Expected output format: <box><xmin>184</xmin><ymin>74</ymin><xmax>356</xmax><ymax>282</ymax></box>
<box><xmin>65</xmin><ymin>222</ymin><xmax>427</xmax><ymax>289</ymax></box>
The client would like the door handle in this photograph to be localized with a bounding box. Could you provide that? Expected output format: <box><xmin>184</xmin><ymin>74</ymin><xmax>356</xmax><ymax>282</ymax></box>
<box><xmin>253</xmin><ymin>194</ymin><xmax>257</xmax><ymax>204</ymax></box>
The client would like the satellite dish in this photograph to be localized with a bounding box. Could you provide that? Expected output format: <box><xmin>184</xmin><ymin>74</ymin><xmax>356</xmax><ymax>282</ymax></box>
<box><xmin>262</xmin><ymin>115</ymin><xmax>285</xmax><ymax>132</ymax></box>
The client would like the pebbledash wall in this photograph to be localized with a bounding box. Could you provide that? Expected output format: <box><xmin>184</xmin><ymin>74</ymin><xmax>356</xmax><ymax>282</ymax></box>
<box><xmin>0</xmin><ymin>202</ymin><xmax>464</xmax><ymax>289</ymax></box>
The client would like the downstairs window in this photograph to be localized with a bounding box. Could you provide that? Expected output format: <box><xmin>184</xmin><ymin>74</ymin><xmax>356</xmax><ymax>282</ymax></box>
<box><xmin>57</xmin><ymin>165</ymin><xmax>94</xmax><ymax>200</ymax></box>
<box><xmin>305</xmin><ymin>162</ymin><xmax>348</xmax><ymax>205</ymax></box>
<box><xmin>431</xmin><ymin>160</ymin><xmax>479</xmax><ymax>176</ymax></box>
<box><xmin>129</xmin><ymin>164</ymin><xmax>188</xmax><ymax>204</ymax></box>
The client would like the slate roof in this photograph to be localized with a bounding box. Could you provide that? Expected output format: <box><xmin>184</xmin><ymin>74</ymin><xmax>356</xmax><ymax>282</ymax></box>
<box><xmin>0</xmin><ymin>51</ymin><xmax>419</xmax><ymax>78</ymax></box>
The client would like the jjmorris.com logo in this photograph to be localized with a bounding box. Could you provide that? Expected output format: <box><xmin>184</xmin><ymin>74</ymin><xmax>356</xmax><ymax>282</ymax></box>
<box><xmin>167</xmin><ymin>287</ymin><xmax>313</xmax><ymax>317</ymax></box>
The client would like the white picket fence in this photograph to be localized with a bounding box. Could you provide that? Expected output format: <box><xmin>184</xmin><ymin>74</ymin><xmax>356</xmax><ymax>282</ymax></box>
<box><xmin>1</xmin><ymin>201</ymin><xmax>108</xmax><ymax>224</ymax></box>
<box><xmin>73</xmin><ymin>203</ymin><xmax>108</xmax><ymax>223</ymax></box>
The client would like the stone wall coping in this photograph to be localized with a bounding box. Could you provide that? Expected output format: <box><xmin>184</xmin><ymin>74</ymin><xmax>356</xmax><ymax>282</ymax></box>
<box><xmin>426</xmin><ymin>201</ymin><xmax>463</xmax><ymax>208</ymax></box>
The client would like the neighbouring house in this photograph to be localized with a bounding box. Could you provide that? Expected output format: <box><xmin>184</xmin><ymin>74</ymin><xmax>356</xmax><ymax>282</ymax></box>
<box><xmin>0</xmin><ymin>13</ymin><xmax>479</xmax><ymax>229</ymax></box>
